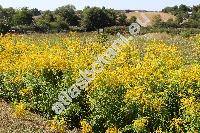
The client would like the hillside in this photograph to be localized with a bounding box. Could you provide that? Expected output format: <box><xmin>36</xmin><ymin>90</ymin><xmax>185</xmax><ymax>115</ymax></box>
<box><xmin>126</xmin><ymin>11</ymin><xmax>176</xmax><ymax>26</ymax></box>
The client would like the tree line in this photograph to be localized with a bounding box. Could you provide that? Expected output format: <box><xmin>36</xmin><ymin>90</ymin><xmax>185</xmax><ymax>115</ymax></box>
<box><xmin>154</xmin><ymin>4</ymin><xmax>200</xmax><ymax>29</ymax></box>
<box><xmin>1</xmin><ymin>4</ymin><xmax>200</xmax><ymax>35</ymax></box>
<box><xmin>144</xmin><ymin>4</ymin><xmax>200</xmax><ymax>37</ymax></box>
<box><xmin>0</xmin><ymin>5</ymin><xmax>136</xmax><ymax>34</ymax></box>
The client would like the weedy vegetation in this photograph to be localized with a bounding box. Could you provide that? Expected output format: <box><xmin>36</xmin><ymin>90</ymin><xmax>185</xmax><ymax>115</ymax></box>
<box><xmin>0</xmin><ymin>32</ymin><xmax>199</xmax><ymax>132</ymax></box>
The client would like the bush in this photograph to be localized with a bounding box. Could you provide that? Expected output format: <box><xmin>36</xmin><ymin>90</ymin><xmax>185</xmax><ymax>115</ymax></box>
<box><xmin>88</xmin><ymin>86</ymin><xmax>127</xmax><ymax>132</ymax></box>
<box><xmin>140</xmin><ymin>26</ymin><xmax>200</xmax><ymax>37</ymax></box>
<box><xmin>180</xmin><ymin>31</ymin><xmax>192</xmax><ymax>37</ymax></box>
<box><xmin>0</xmin><ymin>22</ymin><xmax>10</xmax><ymax>34</ymax></box>
<box><xmin>104</xmin><ymin>26</ymin><xmax>128</xmax><ymax>35</ymax></box>
<box><xmin>60</xmin><ymin>91</ymin><xmax>90</xmax><ymax>129</ymax></box>
<box><xmin>35</xmin><ymin>20</ymin><xmax>51</xmax><ymax>33</ymax></box>
<box><xmin>11</xmin><ymin>25</ymin><xmax>36</xmax><ymax>34</ymax></box>
<box><xmin>50</xmin><ymin>21</ymin><xmax>69</xmax><ymax>33</ymax></box>
<box><xmin>97</xmin><ymin>33</ymin><xmax>109</xmax><ymax>44</ymax></box>
<box><xmin>69</xmin><ymin>26</ymin><xmax>86</xmax><ymax>32</ymax></box>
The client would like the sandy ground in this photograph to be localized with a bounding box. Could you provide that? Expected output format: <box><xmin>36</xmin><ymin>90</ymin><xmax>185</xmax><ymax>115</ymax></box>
<box><xmin>0</xmin><ymin>99</ymin><xmax>49</xmax><ymax>133</ymax></box>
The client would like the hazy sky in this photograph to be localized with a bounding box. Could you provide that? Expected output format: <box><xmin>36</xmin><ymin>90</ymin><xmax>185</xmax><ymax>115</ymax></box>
<box><xmin>0</xmin><ymin>0</ymin><xmax>199</xmax><ymax>11</ymax></box>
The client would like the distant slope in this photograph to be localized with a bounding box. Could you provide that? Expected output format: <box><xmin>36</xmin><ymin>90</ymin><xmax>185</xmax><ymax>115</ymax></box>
<box><xmin>126</xmin><ymin>12</ymin><xmax>176</xmax><ymax>26</ymax></box>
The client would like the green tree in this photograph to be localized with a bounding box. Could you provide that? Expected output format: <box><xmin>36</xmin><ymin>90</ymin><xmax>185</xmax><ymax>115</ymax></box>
<box><xmin>103</xmin><ymin>8</ymin><xmax>117</xmax><ymax>26</ymax></box>
<box><xmin>179</xmin><ymin>4</ymin><xmax>191</xmax><ymax>13</ymax></box>
<box><xmin>0</xmin><ymin>6</ymin><xmax>15</xmax><ymax>25</ymax></box>
<box><xmin>162</xmin><ymin>5</ymin><xmax>179</xmax><ymax>15</ymax></box>
<box><xmin>12</xmin><ymin>7</ymin><xmax>33</xmax><ymax>26</ymax></box>
<box><xmin>35</xmin><ymin>19</ymin><xmax>51</xmax><ymax>32</ymax></box>
<box><xmin>41</xmin><ymin>10</ymin><xmax>55</xmax><ymax>23</ymax></box>
<box><xmin>117</xmin><ymin>13</ymin><xmax>127</xmax><ymax>26</ymax></box>
<box><xmin>50</xmin><ymin>21</ymin><xmax>69</xmax><ymax>32</ymax></box>
<box><xmin>55</xmin><ymin>5</ymin><xmax>79</xmax><ymax>26</ymax></box>
<box><xmin>190</xmin><ymin>11</ymin><xmax>200</xmax><ymax>21</ymax></box>
<box><xmin>128</xmin><ymin>16</ymin><xmax>137</xmax><ymax>24</ymax></box>
<box><xmin>175</xmin><ymin>12</ymin><xmax>189</xmax><ymax>24</ymax></box>
<box><xmin>192</xmin><ymin>4</ymin><xmax>200</xmax><ymax>12</ymax></box>
<box><xmin>30</xmin><ymin>8</ymin><xmax>41</xmax><ymax>16</ymax></box>
<box><xmin>162</xmin><ymin>7</ymin><xmax>173</xmax><ymax>13</ymax></box>
<box><xmin>0</xmin><ymin>22</ymin><xmax>10</xmax><ymax>34</ymax></box>
<box><xmin>82</xmin><ymin>7</ymin><xmax>106</xmax><ymax>31</ymax></box>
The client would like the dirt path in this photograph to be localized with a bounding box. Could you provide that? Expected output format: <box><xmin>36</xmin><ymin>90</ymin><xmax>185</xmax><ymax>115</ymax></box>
<box><xmin>0</xmin><ymin>99</ymin><xmax>49</xmax><ymax>133</ymax></box>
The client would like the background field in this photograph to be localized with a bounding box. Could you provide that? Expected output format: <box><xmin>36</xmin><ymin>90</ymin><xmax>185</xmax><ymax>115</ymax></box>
<box><xmin>126</xmin><ymin>11</ymin><xmax>176</xmax><ymax>26</ymax></box>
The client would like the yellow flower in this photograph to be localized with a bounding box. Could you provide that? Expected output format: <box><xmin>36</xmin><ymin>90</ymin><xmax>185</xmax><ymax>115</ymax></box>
<box><xmin>48</xmin><ymin>117</ymin><xmax>67</xmax><ymax>133</ymax></box>
<box><xmin>133</xmin><ymin>117</ymin><xmax>148</xmax><ymax>132</ymax></box>
<box><xmin>151</xmin><ymin>97</ymin><xmax>165</xmax><ymax>112</ymax></box>
<box><xmin>106</xmin><ymin>127</ymin><xmax>119</xmax><ymax>133</ymax></box>
<box><xmin>13</xmin><ymin>101</ymin><xmax>26</xmax><ymax>118</ymax></box>
<box><xmin>80</xmin><ymin>120</ymin><xmax>93</xmax><ymax>133</ymax></box>
<box><xmin>181</xmin><ymin>97</ymin><xmax>199</xmax><ymax>116</ymax></box>
<box><xmin>170</xmin><ymin>118</ymin><xmax>184</xmax><ymax>132</ymax></box>
<box><xmin>19</xmin><ymin>88</ymin><xmax>32</xmax><ymax>96</ymax></box>
<box><xmin>125</xmin><ymin>86</ymin><xmax>145</xmax><ymax>102</ymax></box>
<box><xmin>155</xmin><ymin>127</ymin><xmax>163</xmax><ymax>133</ymax></box>
<box><xmin>188</xmin><ymin>88</ymin><xmax>193</xmax><ymax>94</ymax></box>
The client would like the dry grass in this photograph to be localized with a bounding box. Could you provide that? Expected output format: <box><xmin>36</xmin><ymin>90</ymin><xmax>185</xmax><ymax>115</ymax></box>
<box><xmin>126</xmin><ymin>11</ymin><xmax>176</xmax><ymax>26</ymax></box>
<box><xmin>0</xmin><ymin>99</ymin><xmax>81</xmax><ymax>133</ymax></box>
<box><xmin>0</xmin><ymin>99</ymin><xmax>49</xmax><ymax>133</ymax></box>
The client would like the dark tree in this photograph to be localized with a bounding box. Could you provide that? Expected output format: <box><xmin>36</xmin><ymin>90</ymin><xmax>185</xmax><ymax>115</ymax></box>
<box><xmin>55</xmin><ymin>5</ymin><xmax>80</xmax><ymax>26</ymax></box>
<box><xmin>12</xmin><ymin>7</ymin><xmax>33</xmax><ymax>25</ymax></box>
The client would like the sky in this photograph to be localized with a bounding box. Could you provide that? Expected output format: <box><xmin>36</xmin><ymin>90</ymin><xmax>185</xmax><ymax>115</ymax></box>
<box><xmin>0</xmin><ymin>0</ymin><xmax>199</xmax><ymax>11</ymax></box>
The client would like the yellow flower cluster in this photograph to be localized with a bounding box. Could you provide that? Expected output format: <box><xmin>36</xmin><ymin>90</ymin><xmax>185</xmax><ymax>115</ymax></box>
<box><xmin>170</xmin><ymin>118</ymin><xmax>184</xmax><ymax>132</ymax></box>
<box><xmin>13</xmin><ymin>101</ymin><xmax>26</xmax><ymax>118</ymax></box>
<box><xmin>133</xmin><ymin>117</ymin><xmax>148</xmax><ymax>132</ymax></box>
<box><xmin>0</xmin><ymin>34</ymin><xmax>105</xmax><ymax>82</ymax></box>
<box><xmin>48</xmin><ymin>117</ymin><xmax>67</xmax><ymax>132</ymax></box>
<box><xmin>19</xmin><ymin>87</ymin><xmax>32</xmax><ymax>96</ymax></box>
<box><xmin>106</xmin><ymin>127</ymin><xmax>119</xmax><ymax>133</ymax></box>
<box><xmin>0</xmin><ymin>33</ymin><xmax>199</xmax><ymax>132</ymax></box>
<box><xmin>80</xmin><ymin>120</ymin><xmax>93</xmax><ymax>133</ymax></box>
<box><xmin>181</xmin><ymin>96</ymin><xmax>200</xmax><ymax>116</ymax></box>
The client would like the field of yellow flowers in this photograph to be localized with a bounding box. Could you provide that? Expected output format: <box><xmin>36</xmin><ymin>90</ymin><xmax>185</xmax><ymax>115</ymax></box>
<box><xmin>0</xmin><ymin>32</ymin><xmax>199</xmax><ymax>132</ymax></box>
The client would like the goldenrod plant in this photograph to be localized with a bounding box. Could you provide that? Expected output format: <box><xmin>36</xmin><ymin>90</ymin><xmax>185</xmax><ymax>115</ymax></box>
<box><xmin>0</xmin><ymin>33</ymin><xmax>199</xmax><ymax>132</ymax></box>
